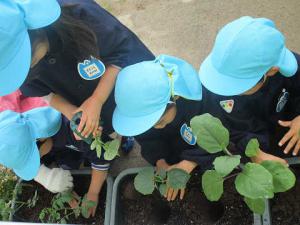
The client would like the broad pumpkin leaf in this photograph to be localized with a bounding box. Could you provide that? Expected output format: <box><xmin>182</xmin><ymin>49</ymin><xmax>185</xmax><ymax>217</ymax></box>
<box><xmin>235</xmin><ymin>163</ymin><xmax>274</xmax><ymax>199</ymax></box>
<box><xmin>244</xmin><ymin>197</ymin><xmax>265</xmax><ymax>214</ymax></box>
<box><xmin>103</xmin><ymin>139</ymin><xmax>120</xmax><ymax>160</ymax></box>
<box><xmin>134</xmin><ymin>167</ymin><xmax>155</xmax><ymax>195</ymax></box>
<box><xmin>167</xmin><ymin>168</ymin><xmax>190</xmax><ymax>189</ymax></box>
<box><xmin>261</xmin><ymin>160</ymin><xmax>296</xmax><ymax>193</ymax></box>
<box><xmin>245</xmin><ymin>139</ymin><xmax>260</xmax><ymax>157</ymax></box>
<box><xmin>190</xmin><ymin>113</ymin><xmax>229</xmax><ymax>153</ymax></box>
<box><xmin>213</xmin><ymin>155</ymin><xmax>241</xmax><ymax>177</ymax></box>
<box><xmin>202</xmin><ymin>170</ymin><xmax>224</xmax><ymax>201</ymax></box>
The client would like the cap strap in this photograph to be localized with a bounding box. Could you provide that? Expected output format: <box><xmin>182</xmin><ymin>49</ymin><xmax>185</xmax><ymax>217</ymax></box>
<box><xmin>159</xmin><ymin>62</ymin><xmax>175</xmax><ymax>98</ymax></box>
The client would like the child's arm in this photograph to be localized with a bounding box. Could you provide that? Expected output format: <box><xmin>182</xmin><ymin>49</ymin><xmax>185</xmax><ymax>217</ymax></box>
<box><xmin>84</xmin><ymin>169</ymin><xmax>108</xmax><ymax>218</ymax></box>
<box><xmin>49</xmin><ymin>94</ymin><xmax>77</xmax><ymax>120</ymax></box>
<box><xmin>76</xmin><ymin>66</ymin><xmax>120</xmax><ymax>138</ymax></box>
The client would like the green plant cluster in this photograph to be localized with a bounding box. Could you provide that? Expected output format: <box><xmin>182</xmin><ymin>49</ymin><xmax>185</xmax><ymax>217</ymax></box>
<box><xmin>191</xmin><ymin>113</ymin><xmax>296</xmax><ymax>214</ymax></box>
<box><xmin>39</xmin><ymin>191</ymin><xmax>96</xmax><ymax>224</ymax></box>
<box><xmin>90</xmin><ymin>137</ymin><xmax>120</xmax><ymax>160</ymax></box>
<box><xmin>134</xmin><ymin>167</ymin><xmax>190</xmax><ymax>196</ymax></box>
<box><xmin>70</xmin><ymin>111</ymin><xmax>121</xmax><ymax>161</ymax></box>
<box><xmin>0</xmin><ymin>166</ymin><xmax>17</xmax><ymax>220</ymax></box>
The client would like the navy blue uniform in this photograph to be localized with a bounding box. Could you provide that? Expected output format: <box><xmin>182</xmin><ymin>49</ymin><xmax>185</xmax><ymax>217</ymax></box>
<box><xmin>20</xmin><ymin>0</ymin><xmax>154</xmax><ymax>168</ymax></box>
<box><xmin>202</xmin><ymin>52</ymin><xmax>300</xmax><ymax>156</ymax></box>
<box><xmin>137</xmin><ymin>52</ymin><xmax>300</xmax><ymax>168</ymax></box>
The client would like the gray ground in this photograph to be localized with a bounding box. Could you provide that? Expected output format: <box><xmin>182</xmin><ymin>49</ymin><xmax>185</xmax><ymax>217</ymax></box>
<box><xmin>94</xmin><ymin>0</ymin><xmax>300</xmax><ymax>176</ymax></box>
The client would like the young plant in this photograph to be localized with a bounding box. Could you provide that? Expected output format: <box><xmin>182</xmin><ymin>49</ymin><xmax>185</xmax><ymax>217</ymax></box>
<box><xmin>134</xmin><ymin>167</ymin><xmax>190</xmax><ymax>196</ymax></box>
<box><xmin>0</xmin><ymin>167</ymin><xmax>18</xmax><ymax>220</ymax></box>
<box><xmin>39</xmin><ymin>191</ymin><xmax>96</xmax><ymax>224</ymax></box>
<box><xmin>90</xmin><ymin>137</ymin><xmax>121</xmax><ymax>161</ymax></box>
<box><xmin>190</xmin><ymin>113</ymin><xmax>296</xmax><ymax>214</ymax></box>
<box><xmin>71</xmin><ymin>112</ymin><xmax>121</xmax><ymax>160</ymax></box>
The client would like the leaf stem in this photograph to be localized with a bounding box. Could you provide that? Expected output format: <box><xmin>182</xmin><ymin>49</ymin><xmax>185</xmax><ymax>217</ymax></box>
<box><xmin>223</xmin><ymin>147</ymin><xmax>233</xmax><ymax>156</ymax></box>
<box><xmin>224</xmin><ymin>172</ymin><xmax>240</xmax><ymax>181</ymax></box>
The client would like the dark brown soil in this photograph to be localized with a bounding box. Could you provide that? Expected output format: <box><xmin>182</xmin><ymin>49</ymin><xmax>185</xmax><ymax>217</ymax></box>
<box><xmin>120</xmin><ymin>171</ymin><xmax>253</xmax><ymax>225</ymax></box>
<box><xmin>14</xmin><ymin>174</ymin><xmax>106</xmax><ymax>224</ymax></box>
<box><xmin>271</xmin><ymin>166</ymin><xmax>300</xmax><ymax>225</ymax></box>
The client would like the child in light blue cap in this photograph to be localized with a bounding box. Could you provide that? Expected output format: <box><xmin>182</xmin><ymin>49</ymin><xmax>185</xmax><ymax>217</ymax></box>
<box><xmin>113</xmin><ymin>55</ymin><xmax>223</xmax><ymax>202</ymax></box>
<box><xmin>198</xmin><ymin>16</ymin><xmax>300</xmax><ymax>164</ymax></box>
<box><xmin>0</xmin><ymin>107</ymin><xmax>73</xmax><ymax>193</ymax></box>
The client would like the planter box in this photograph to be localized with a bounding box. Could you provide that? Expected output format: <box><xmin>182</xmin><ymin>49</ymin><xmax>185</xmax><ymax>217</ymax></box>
<box><xmin>9</xmin><ymin>169</ymin><xmax>113</xmax><ymax>225</ymax></box>
<box><xmin>110</xmin><ymin>167</ymin><xmax>266</xmax><ymax>225</ymax></box>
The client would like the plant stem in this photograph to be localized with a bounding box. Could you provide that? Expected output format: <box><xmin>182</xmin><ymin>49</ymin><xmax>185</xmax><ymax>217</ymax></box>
<box><xmin>224</xmin><ymin>172</ymin><xmax>240</xmax><ymax>181</ymax></box>
<box><xmin>223</xmin><ymin>147</ymin><xmax>233</xmax><ymax>156</ymax></box>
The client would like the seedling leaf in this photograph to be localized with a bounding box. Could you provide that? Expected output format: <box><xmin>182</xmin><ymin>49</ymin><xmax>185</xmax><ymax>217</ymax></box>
<box><xmin>202</xmin><ymin>170</ymin><xmax>224</xmax><ymax>201</ymax></box>
<box><xmin>190</xmin><ymin>114</ymin><xmax>229</xmax><ymax>153</ymax></box>
<box><xmin>104</xmin><ymin>139</ymin><xmax>120</xmax><ymax>160</ymax></box>
<box><xmin>134</xmin><ymin>167</ymin><xmax>155</xmax><ymax>195</ymax></box>
<box><xmin>245</xmin><ymin>139</ymin><xmax>259</xmax><ymax>157</ymax></box>
<box><xmin>235</xmin><ymin>163</ymin><xmax>274</xmax><ymax>199</ymax></box>
<box><xmin>244</xmin><ymin>197</ymin><xmax>265</xmax><ymax>214</ymax></box>
<box><xmin>213</xmin><ymin>155</ymin><xmax>241</xmax><ymax>177</ymax></box>
<box><xmin>261</xmin><ymin>160</ymin><xmax>296</xmax><ymax>193</ymax></box>
<box><xmin>159</xmin><ymin>184</ymin><xmax>167</xmax><ymax>196</ymax></box>
<box><xmin>167</xmin><ymin>168</ymin><xmax>190</xmax><ymax>189</ymax></box>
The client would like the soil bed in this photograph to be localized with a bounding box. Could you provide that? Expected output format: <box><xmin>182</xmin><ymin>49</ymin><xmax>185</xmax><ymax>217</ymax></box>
<box><xmin>271</xmin><ymin>166</ymin><xmax>300</xmax><ymax>225</ymax></box>
<box><xmin>120</xmin><ymin>171</ymin><xmax>253</xmax><ymax>225</ymax></box>
<box><xmin>14</xmin><ymin>174</ymin><xmax>106</xmax><ymax>224</ymax></box>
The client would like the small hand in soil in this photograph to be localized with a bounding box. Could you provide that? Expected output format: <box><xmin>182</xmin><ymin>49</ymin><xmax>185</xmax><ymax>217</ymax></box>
<box><xmin>165</xmin><ymin>187</ymin><xmax>185</xmax><ymax>201</ymax></box>
<box><xmin>251</xmin><ymin>149</ymin><xmax>288</xmax><ymax>165</ymax></box>
<box><xmin>68</xmin><ymin>191</ymin><xmax>80</xmax><ymax>208</ymax></box>
<box><xmin>83</xmin><ymin>192</ymin><xmax>99</xmax><ymax>217</ymax></box>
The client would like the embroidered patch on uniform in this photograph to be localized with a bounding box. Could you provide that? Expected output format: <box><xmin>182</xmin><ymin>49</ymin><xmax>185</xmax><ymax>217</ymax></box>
<box><xmin>77</xmin><ymin>57</ymin><xmax>106</xmax><ymax>80</ymax></box>
<box><xmin>276</xmin><ymin>88</ymin><xmax>289</xmax><ymax>112</ymax></box>
<box><xmin>180</xmin><ymin>123</ymin><xmax>197</xmax><ymax>145</ymax></box>
<box><xmin>220</xmin><ymin>100</ymin><xmax>234</xmax><ymax>113</ymax></box>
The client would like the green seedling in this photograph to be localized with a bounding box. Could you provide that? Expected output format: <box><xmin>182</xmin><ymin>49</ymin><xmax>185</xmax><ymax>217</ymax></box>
<box><xmin>190</xmin><ymin>113</ymin><xmax>296</xmax><ymax>214</ymax></box>
<box><xmin>134</xmin><ymin>167</ymin><xmax>190</xmax><ymax>196</ymax></box>
<box><xmin>39</xmin><ymin>191</ymin><xmax>96</xmax><ymax>224</ymax></box>
<box><xmin>71</xmin><ymin>112</ymin><xmax>121</xmax><ymax>160</ymax></box>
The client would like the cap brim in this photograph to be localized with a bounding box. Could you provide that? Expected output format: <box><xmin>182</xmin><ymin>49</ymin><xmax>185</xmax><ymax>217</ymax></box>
<box><xmin>24</xmin><ymin>0</ymin><xmax>61</xmax><ymax>30</ymax></box>
<box><xmin>278</xmin><ymin>48</ymin><xmax>298</xmax><ymax>77</ymax></box>
<box><xmin>113</xmin><ymin>106</ymin><xmax>167</xmax><ymax>136</ymax></box>
<box><xmin>24</xmin><ymin>106</ymin><xmax>62</xmax><ymax>139</ymax></box>
<box><xmin>0</xmin><ymin>33</ymin><xmax>31</xmax><ymax>96</ymax></box>
<box><xmin>199</xmin><ymin>54</ymin><xmax>263</xmax><ymax>96</ymax></box>
<box><xmin>14</xmin><ymin>143</ymin><xmax>40</xmax><ymax>181</ymax></box>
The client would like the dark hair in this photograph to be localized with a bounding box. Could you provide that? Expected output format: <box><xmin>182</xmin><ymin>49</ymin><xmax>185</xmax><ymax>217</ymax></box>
<box><xmin>29</xmin><ymin>4</ymin><xmax>99</xmax><ymax>61</ymax></box>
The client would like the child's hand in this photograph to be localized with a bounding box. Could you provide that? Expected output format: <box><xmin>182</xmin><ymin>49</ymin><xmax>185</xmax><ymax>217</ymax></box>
<box><xmin>279</xmin><ymin>116</ymin><xmax>300</xmax><ymax>155</ymax></box>
<box><xmin>83</xmin><ymin>192</ymin><xmax>99</xmax><ymax>218</ymax></box>
<box><xmin>75</xmin><ymin>95</ymin><xmax>103</xmax><ymax>138</ymax></box>
<box><xmin>164</xmin><ymin>160</ymin><xmax>197</xmax><ymax>201</ymax></box>
<box><xmin>251</xmin><ymin>149</ymin><xmax>287</xmax><ymax>165</ymax></box>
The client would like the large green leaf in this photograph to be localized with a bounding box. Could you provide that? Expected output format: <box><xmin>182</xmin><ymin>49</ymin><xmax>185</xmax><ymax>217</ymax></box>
<box><xmin>134</xmin><ymin>167</ymin><xmax>155</xmax><ymax>195</ymax></box>
<box><xmin>213</xmin><ymin>155</ymin><xmax>241</xmax><ymax>177</ymax></box>
<box><xmin>190</xmin><ymin>114</ymin><xmax>229</xmax><ymax>153</ymax></box>
<box><xmin>245</xmin><ymin>139</ymin><xmax>260</xmax><ymax>158</ymax></box>
<box><xmin>235</xmin><ymin>163</ymin><xmax>274</xmax><ymax>199</ymax></box>
<box><xmin>261</xmin><ymin>160</ymin><xmax>296</xmax><ymax>193</ymax></box>
<box><xmin>244</xmin><ymin>197</ymin><xmax>265</xmax><ymax>214</ymax></box>
<box><xmin>202</xmin><ymin>170</ymin><xmax>224</xmax><ymax>201</ymax></box>
<box><xmin>103</xmin><ymin>139</ymin><xmax>120</xmax><ymax>160</ymax></box>
<box><xmin>167</xmin><ymin>168</ymin><xmax>190</xmax><ymax>189</ymax></box>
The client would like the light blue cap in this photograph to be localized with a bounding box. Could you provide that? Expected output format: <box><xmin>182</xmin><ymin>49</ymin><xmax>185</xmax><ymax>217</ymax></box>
<box><xmin>0</xmin><ymin>0</ymin><xmax>61</xmax><ymax>96</ymax></box>
<box><xmin>113</xmin><ymin>54</ymin><xmax>202</xmax><ymax>136</ymax></box>
<box><xmin>0</xmin><ymin>107</ymin><xmax>61</xmax><ymax>180</ymax></box>
<box><xmin>199</xmin><ymin>16</ymin><xmax>298</xmax><ymax>96</ymax></box>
